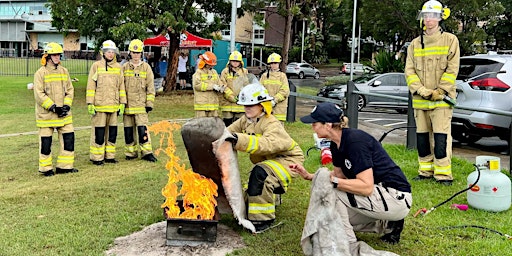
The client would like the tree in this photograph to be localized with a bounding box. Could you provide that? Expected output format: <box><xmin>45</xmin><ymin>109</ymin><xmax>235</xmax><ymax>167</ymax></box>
<box><xmin>49</xmin><ymin>0</ymin><xmax>232</xmax><ymax>93</ymax></box>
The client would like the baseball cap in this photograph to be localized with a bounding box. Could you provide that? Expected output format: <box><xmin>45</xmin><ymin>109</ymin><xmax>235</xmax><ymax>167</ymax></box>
<box><xmin>300</xmin><ymin>103</ymin><xmax>343</xmax><ymax>123</ymax></box>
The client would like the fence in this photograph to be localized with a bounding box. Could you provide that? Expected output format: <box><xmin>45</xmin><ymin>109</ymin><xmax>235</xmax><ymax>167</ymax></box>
<box><xmin>288</xmin><ymin>80</ymin><xmax>512</xmax><ymax>173</ymax></box>
<box><xmin>0</xmin><ymin>52</ymin><xmax>99</xmax><ymax>76</ymax></box>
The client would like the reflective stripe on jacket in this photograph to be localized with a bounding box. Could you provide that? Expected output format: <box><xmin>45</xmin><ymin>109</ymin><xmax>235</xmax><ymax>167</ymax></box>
<box><xmin>228</xmin><ymin>114</ymin><xmax>304</xmax><ymax>189</ymax></box>
<box><xmin>260</xmin><ymin>70</ymin><xmax>289</xmax><ymax>120</ymax></box>
<box><xmin>192</xmin><ymin>68</ymin><xmax>221</xmax><ymax>111</ymax></box>
<box><xmin>220</xmin><ymin>66</ymin><xmax>248</xmax><ymax>113</ymax></box>
<box><xmin>122</xmin><ymin>61</ymin><xmax>155</xmax><ymax>114</ymax></box>
<box><xmin>405</xmin><ymin>30</ymin><xmax>460</xmax><ymax>110</ymax></box>
<box><xmin>33</xmin><ymin>65</ymin><xmax>74</xmax><ymax>127</ymax></box>
<box><xmin>86</xmin><ymin>59</ymin><xmax>126</xmax><ymax>112</ymax></box>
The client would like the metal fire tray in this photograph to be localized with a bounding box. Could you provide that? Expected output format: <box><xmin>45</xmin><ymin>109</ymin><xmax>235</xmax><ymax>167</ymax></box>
<box><xmin>165</xmin><ymin>201</ymin><xmax>220</xmax><ymax>246</ymax></box>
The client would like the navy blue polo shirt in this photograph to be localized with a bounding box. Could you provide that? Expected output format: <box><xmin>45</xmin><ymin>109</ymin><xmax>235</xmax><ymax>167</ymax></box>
<box><xmin>331</xmin><ymin>128</ymin><xmax>411</xmax><ymax>193</ymax></box>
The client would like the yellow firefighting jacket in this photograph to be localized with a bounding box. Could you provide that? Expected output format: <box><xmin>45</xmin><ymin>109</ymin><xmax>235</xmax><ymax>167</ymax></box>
<box><xmin>192</xmin><ymin>68</ymin><xmax>221</xmax><ymax>111</ymax></box>
<box><xmin>259</xmin><ymin>70</ymin><xmax>289</xmax><ymax>121</ymax></box>
<box><xmin>228</xmin><ymin>113</ymin><xmax>304</xmax><ymax>190</ymax></box>
<box><xmin>219</xmin><ymin>66</ymin><xmax>248</xmax><ymax>113</ymax></box>
<box><xmin>405</xmin><ymin>29</ymin><xmax>460</xmax><ymax>110</ymax></box>
<box><xmin>34</xmin><ymin>64</ymin><xmax>74</xmax><ymax>127</ymax></box>
<box><xmin>122</xmin><ymin>61</ymin><xmax>155</xmax><ymax>114</ymax></box>
<box><xmin>86</xmin><ymin>57</ymin><xmax>126</xmax><ymax>112</ymax></box>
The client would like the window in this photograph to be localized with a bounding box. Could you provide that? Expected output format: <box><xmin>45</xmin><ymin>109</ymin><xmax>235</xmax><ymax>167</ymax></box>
<box><xmin>254</xmin><ymin>29</ymin><xmax>264</xmax><ymax>39</ymax></box>
<box><xmin>222</xmin><ymin>30</ymin><xmax>230</xmax><ymax>36</ymax></box>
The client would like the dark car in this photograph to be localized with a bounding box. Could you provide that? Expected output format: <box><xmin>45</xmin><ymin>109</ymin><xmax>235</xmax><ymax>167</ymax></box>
<box><xmin>317</xmin><ymin>73</ymin><xmax>408</xmax><ymax>113</ymax></box>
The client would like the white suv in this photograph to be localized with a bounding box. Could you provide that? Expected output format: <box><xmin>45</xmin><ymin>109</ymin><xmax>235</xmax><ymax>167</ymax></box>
<box><xmin>451</xmin><ymin>53</ymin><xmax>512</xmax><ymax>144</ymax></box>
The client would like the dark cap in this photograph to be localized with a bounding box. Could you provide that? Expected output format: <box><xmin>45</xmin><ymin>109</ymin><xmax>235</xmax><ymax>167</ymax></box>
<box><xmin>300</xmin><ymin>103</ymin><xmax>343</xmax><ymax>123</ymax></box>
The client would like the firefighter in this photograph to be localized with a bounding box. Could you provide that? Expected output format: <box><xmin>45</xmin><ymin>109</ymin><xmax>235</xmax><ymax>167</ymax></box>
<box><xmin>259</xmin><ymin>53</ymin><xmax>289</xmax><ymax>122</ymax></box>
<box><xmin>86</xmin><ymin>40</ymin><xmax>127</xmax><ymax>165</ymax></box>
<box><xmin>122</xmin><ymin>39</ymin><xmax>157</xmax><ymax>162</ymax></box>
<box><xmin>405</xmin><ymin>0</ymin><xmax>460</xmax><ymax>185</ymax></box>
<box><xmin>34</xmin><ymin>42</ymin><xmax>78</xmax><ymax>176</ymax></box>
<box><xmin>226</xmin><ymin>82</ymin><xmax>304</xmax><ymax>232</ymax></box>
<box><xmin>219</xmin><ymin>50</ymin><xmax>249</xmax><ymax>126</ymax></box>
<box><xmin>192</xmin><ymin>51</ymin><xmax>224</xmax><ymax>117</ymax></box>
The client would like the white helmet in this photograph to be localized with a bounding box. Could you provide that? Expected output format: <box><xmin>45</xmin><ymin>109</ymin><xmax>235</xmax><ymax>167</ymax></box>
<box><xmin>101</xmin><ymin>40</ymin><xmax>117</xmax><ymax>52</ymax></box>
<box><xmin>237</xmin><ymin>83</ymin><xmax>273</xmax><ymax>105</ymax></box>
<box><xmin>417</xmin><ymin>0</ymin><xmax>444</xmax><ymax>21</ymax></box>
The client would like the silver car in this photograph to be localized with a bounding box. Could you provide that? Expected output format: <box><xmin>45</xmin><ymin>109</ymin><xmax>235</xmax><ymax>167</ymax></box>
<box><xmin>286</xmin><ymin>62</ymin><xmax>320</xmax><ymax>79</ymax></box>
<box><xmin>452</xmin><ymin>54</ymin><xmax>512</xmax><ymax>144</ymax></box>
<box><xmin>317</xmin><ymin>73</ymin><xmax>408</xmax><ymax>113</ymax></box>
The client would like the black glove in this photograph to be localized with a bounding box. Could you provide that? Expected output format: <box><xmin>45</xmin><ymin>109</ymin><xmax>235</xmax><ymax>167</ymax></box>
<box><xmin>48</xmin><ymin>104</ymin><xmax>56</xmax><ymax>113</ymax></box>
<box><xmin>225</xmin><ymin>133</ymin><xmax>238</xmax><ymax>145</ymax></box>
<box><xmin>59</xmin><ymin>105</ymin><xmax>70</xmax><ymax>117</ymax></box>
<box><xmin>54</xmin><ymin>107</ymin><xmax>63</xmax><ymax>116</ymax></box>
<box><xmin>145</xmin><ymin>106</ymin><xmax>153</xmax><ymax>113</ymax></box>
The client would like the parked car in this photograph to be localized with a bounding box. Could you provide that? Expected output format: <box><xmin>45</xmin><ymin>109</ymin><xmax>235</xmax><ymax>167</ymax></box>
<box><xmin>317</xmin><ymin>72</ymin><xmax>408</xmax><ymax>113</ymax></box>
<box><xmin>286</xmin><ymin>62</ymin><xmax>320</xmax><ymax>79</ymax></box>
<box><xmin>451</xmin><ymin>54</ymin><xmax>512</xmax><ymax>144</ymax></box>
<box><xmin>339</xmin><ymin>63</ymin><xmax>374</xmax><ymax>75</ymax></box>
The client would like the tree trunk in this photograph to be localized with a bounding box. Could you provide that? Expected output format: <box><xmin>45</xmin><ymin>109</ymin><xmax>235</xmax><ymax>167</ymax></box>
<box><xmin>281</xmin><ymin>0</ymin><xmax>295</xmax><ymax>71</ymax></box>
<box><xmin>164</xmin><ymin>32</ymin><xmax>181</xmax><ymax>93</ymax></box>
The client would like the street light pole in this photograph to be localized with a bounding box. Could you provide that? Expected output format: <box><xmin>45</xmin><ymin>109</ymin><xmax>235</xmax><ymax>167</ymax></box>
<box><xmin>230</xmin><ymin>0</ymin><xmax>238</xmax><ymax>52</ymax></box>
<box><xmin>301</xmin><ymin>19</ymin><xmax>305</xmax><ymax>63</ymax></box>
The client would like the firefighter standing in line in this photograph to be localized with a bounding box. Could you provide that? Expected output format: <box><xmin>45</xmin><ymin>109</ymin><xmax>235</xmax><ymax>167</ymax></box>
<box><xmin>259</xmin><ymin>53</ymin><xmax>289</xmax><ymax>122</ymax></box>
<box><xmin>122</xmin><ymin>39</ymin><xmax>158</xmax><ymax>162</ymax></box>
<box><xmin>34</xmin><ymin>42</ymin><xmax>78</xmax><ymax>176</ymax></box>
<box><xmin>226</xmin><ymin>82</ymin><xmax>304</xmax><ymax>232</ymax></box>
<box><xmin>219</xmin><ymin>50</ymin><xmax>249</xmax><ymax>126</ymax></box>
<box><xmin>405</xmin><ymin>0</ymin><xmax>460</xmax><ymax>186</ymax></box>
<box><xmin>192</xmin><ymin>51</ymin><xmax>224</xmax><ymax>117</ymax></box>
<box><xmin>86</xmin><ymin>40</ymin><xmax>127</xmax><ymax>165</ymax></box>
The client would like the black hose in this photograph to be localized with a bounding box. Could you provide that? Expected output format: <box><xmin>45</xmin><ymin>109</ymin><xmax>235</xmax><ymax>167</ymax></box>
<box><xmin>438</xmin><ymin>225</ymin><xmax>512</xmax><ymax>239</ymax></box>
<box><xmin>431</xmin><ymin>164</ymin><xmax>481</xmax><ymax>209</ymax></box>
<box><xmin>378</xmin><ymin>126</ymin><xmax>416</xmax><ymax>143</ymax></box>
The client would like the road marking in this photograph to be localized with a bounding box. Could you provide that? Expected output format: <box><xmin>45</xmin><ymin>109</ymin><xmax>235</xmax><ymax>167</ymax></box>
<box><xmin>384</xmin><ymin>121</ymin><xmax>408</xmax><ymax>127</ymax></box>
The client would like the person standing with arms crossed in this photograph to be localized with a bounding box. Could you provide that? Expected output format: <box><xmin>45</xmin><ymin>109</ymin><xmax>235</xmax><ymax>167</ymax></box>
<box><xmin>86</xmin><ymin>40</ymin><xmax>126</xmax><ymax>165</ymax></box>
<box><xmin>34</xmin><ymin>42</ymin><xmax>78</xmax><ymax>176</ymax></box>
<box><xmin>177</xmin><ymin>51</ymin><xmax>188</xmax><ymax>90</ymax></box>
<box><xmin>122</xmin><ymin>39</ymin><xmax>158</xmax><ymax>162</ymax></box>
<box><xmin>219</xmin><ymin>50</ymin><xmax>249</xmax><ymax>126</ymax></box>
<box><xmin>405</xmin><ymin>0</ymin><xmax>460</xmax><ymax>186</ymax></box>
<box><xmin>259</xmin><ymin>53</ymin><xmax>289</xmax><ymax>122</ymax></box>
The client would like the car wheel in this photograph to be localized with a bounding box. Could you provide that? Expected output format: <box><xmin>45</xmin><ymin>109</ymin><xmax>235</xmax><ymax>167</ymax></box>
<box><xmin>314</xmin><ymin>72</ymin><xmax>320</xmax><ymax>79</ymax></box>
<box><xmin>357</xmin><ymin>95</ymin><xmax>365</xmax><ymax>111</ymax></box>
<box><xmin>452</xmin><ymin>131</ymin><xmax>482</xmax><ymax>144</ymax></box>
<box><xmin>299</xmin><ymin>72</ymin><xmax>305</xmax><ymax>79</ymax></box>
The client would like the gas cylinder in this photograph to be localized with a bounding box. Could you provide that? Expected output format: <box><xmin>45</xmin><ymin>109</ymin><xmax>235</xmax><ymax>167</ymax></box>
<box><xmin>467</xmin><ymin>156</ymin><xmax>511</xmax><ymax>212</ymax></box>
<box><xmin>321</xmin><ymin>147</ymin><xmax>332</xmax><ymax>165</ymax></box>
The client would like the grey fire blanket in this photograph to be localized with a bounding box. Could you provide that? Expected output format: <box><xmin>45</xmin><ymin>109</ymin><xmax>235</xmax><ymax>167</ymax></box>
<box><xmin>301</xmin><ymin>168</ymin><xmax>399</xmax><ymax>256</ymax></box>
<box><xmin>182</xmin><ymin>117</ymin><xmax>256</xmax><ymax>233</ymax></box>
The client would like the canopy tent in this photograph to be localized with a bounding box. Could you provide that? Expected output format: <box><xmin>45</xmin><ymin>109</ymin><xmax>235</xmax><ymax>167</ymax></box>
<box><xmin>143</xmin><ymin>31</ymin><xmax>213</xmax><ymax>48</ymax></box>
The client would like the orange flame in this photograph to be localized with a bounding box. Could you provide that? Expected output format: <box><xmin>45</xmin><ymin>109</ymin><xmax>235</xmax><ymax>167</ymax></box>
<box><xmin>149</xmin><ymin>121</ymin><xmax>218</xmax><ymax>220</ymax></box>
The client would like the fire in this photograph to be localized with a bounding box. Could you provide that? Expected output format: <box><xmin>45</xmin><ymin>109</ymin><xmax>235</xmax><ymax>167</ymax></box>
<box><xmin>149</xmin><ymin>121</ymin><xmax>218</xmax><ymax>220</ymax></box>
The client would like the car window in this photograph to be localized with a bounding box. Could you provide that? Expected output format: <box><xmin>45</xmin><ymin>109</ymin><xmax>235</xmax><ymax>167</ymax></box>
<box><xmin>354</xmin><ymin>74</ymin><xmax>378</xmax><ymax>83</ymax></box>
<box><xmin>374</xmin><ymin>74</ymin><xmax>399</xmax><ymax>86</ymax></box>
<box><xmin>457</xmin><ymin>58</ymin><xmax>504</xmax><ymax>80</ymax></box>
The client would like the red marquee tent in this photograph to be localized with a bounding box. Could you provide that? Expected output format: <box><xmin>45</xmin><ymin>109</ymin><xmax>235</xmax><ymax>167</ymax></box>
<box><xmin>143</xmin><ymin>31</ymin><xmax>213</xmax><ymax>48</ymax></box>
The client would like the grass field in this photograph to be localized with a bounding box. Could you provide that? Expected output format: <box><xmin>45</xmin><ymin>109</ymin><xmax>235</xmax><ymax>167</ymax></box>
<box><xmin>0</xmin><ymin>73</ymin><xmax>511</xmax><ymax>255</ymax></box>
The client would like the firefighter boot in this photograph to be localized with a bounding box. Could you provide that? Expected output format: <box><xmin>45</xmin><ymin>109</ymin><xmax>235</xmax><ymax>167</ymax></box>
<box><xmin>105</xmin><ymin>158</ymin><xmax>119</xmax><ymax>164</ymax></box>
<box><xmin>55</xmin><ymin>168</ymin><xmax>79</xmax><ymax>174</ymax></box>
<box><xmin>39</xmin><ymin>170</ymin><xmax>55</xmax><ymax>177</ymax></box>
<box><xmin>380</xmin><ymin>219</ymin><xmax>404</xmax><ymax>244</ymax></box>
<box><xmin>141</xmin><ymin>153</ymin><xmax>157</xmax><ymax>162</ymax></box>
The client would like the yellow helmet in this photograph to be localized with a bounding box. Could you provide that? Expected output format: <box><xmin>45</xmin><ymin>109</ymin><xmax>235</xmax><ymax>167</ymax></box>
<box><xmin>44</xmin><ymin>42</ymin><xmax>63</xmax><ymax>54</ymax></box>
<box><xmin>267</xmin><ymin>53</ymin><xmax>282</xmax><ymax>64</ymax></box>
<box><xmin>128</xmin><ymin>39</ymin><xmax>144</xmax><ymax>52</ymax></box>
<box><xmin>229</xmin><ymin>51</ymin><xmax>243</xmax><ymax>62</ymax></box>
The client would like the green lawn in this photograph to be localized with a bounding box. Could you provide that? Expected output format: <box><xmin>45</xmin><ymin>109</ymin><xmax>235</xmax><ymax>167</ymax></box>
<box><xmin>0</xmin><ymin>74</ymin><xmax>511</xmax><ymax>255</ymax></box>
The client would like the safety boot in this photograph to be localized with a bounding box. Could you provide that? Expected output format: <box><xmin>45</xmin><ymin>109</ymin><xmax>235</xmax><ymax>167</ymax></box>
<box><xmin>252</xmin><ymin>219</ymin><xmax>275</xmax><ymax>232</ymax></box>
<box><xmin>91</xmin><ymin>160</ymin><xmax>104</xmax><ymax>166</ymax></box>
<box><xmin>141</xmin><ymin>153</ymin><xmax>157</xmax><ymax>162</ymax></box>
<box><xmin>125</xmin><ymin>155</ymin><xmax>138</xmax><ymax>160</ymax></box>
<box><xmin>105</xmin><ymin>158</ymin><xmax>119</xmax><ymax>164</ymax></box>
<box><xmin>39</xmin><ymin>170</ymin><xmax>55</xmax><ymax>177</ymax></box>
<box><xmin>380</xmin><ymin>219</ymin><xmax>404</xmax><ymax>244</ymax></box>
<box><xmin>55</xmin><ymin>168</ymin><xmax>79</xmax><ymax>174</ymax></box>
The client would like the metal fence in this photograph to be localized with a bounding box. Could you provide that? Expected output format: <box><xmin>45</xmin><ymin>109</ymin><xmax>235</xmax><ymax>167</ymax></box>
<box><xmin>0</xmin><ymin>52</ymin><xmax>97</xmax><ymax>76</ymax></box>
